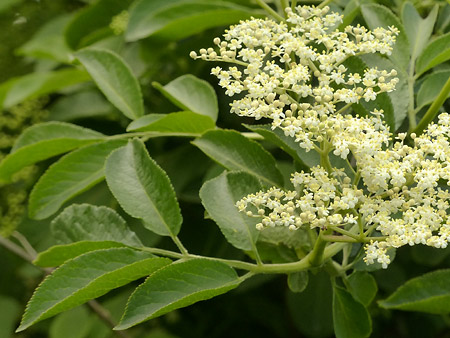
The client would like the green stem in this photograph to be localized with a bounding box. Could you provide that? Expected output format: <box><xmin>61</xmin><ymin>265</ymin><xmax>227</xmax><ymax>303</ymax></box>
<box><xmin>241</xmin><ymin>132</ymin><xmax>264</xmax><ymax>140</ymax></box>
<box><xmin>318</xmin><ymin>0</ymin><xmax>334</xmax><ymax>8</ymax></box>
<box><xmin>254</xmin><ymin>0</ymin><xmax>285</xmax><ymax>21</ymax></box>
<box><xmin>327</xmin><ymin>225</ymin><xmax>361</xmax><ymax>240</ymax></box>
<box><xmin>407</xmin><ymin>72</ymin><xmax>417</xmax><ymax>133</ymax></box>
<box><xmin>291</xmin><ymin>0</ymin><xmax>297</xmax><ymax>9</ymax></box>
<box><xmin>320</xmin><ymin>141</ymin><xmax>333</xmax><ymax>174</ymax></box>
<box><xmin>322</xmin><ymin>235</ymin><xmax>359</xmax><ymax>243</ymax></box>
<box><xmin>352</xmin><ymin>170</ymin><xmax>361</xmax><ymax>186</ymax></box>
<box><xmin>172</xmin><ymin>236</ymin><xmax>189</xmax><ymax>255</ymax></box>
<box><xmin>141</xmin><ymin>234</ymin><xmax>354</xmax><ymax>274</ymax></box>
<box><xmin>308</xmin><ymin>229</ymin><xmax>330</xmax><ymax>267</ymax></box>
<box><xmin>413</xmin><ymin>75</ymin><xmax>450</xmax><ymax>135</ymax></box>
<box><xmin>322</xmin><ymin>234</ymin><xmax>385</xmax><ymax>243</ymax></box>
<box><xmin>308</xmin><ymin>59</ymin><xmax>320</xmax><ymax>74</ymax></box>
<box><xmin>279</xmin><ymin>0</ymin><xmax>289</xmax><ymax>17</ymax></box>
<box><xmin>335</xmin><ymin>102</ymin><xmax>353</xmax><ymax>115</ymax></box>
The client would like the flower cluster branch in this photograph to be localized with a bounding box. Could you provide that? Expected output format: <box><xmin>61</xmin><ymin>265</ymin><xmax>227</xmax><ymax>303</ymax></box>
<box><xmin>193</xmin><ymin>5</ymin><xmax>450</xmax><ymax>269</ymax></box>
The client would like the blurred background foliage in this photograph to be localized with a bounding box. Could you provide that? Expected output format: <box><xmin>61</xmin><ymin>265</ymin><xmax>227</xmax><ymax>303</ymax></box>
<box><xmin>1</xmin><ymin>0</ymin><xmax>450</xmax><ymax>337</ymax></box>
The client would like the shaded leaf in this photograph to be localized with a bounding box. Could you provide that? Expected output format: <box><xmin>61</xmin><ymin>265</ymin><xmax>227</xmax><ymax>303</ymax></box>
<box><xmin>192</xmin><ymin>129</ymin><xmax>283</xmax><ymax>188</ymax></box>
<box><xmin>116</xmin><ymin>259</ymin><xmax>241</xmax><ymax>330</ymax></box>
<box><xmin>200</xmin><ymin>171</ymin><xmax>261</xmax><ymax>251</ymax></box>
<box><xmin>361</xmin><ymin>54</ymin><xmax>409</xmax><ymax>130</ymax></box>
<box><xmin>411</xmin><ymin>245</ymin><xmax>450</xmax><ymax>267</ymax></box>
<box><xmin>126</xmin><ymin>0</ymin><xmax>260</xmax><ymax>42</ymax></box>
<box><xmin>0</xmin><ymin>296</ymin><xmax>21</xmax><ymax>337</ymax></box>
<box><xmin>49</xmin><ymin>90</ymin><xmax>115</xmax><ymax>122</ymax></box>
<box><xmin>105</xmin><ymin>139</ymin><xmax>182</xmax><ymax>236</ymax></box>
<box><xmin>28</xmin><ymin>140</ymin><xmax>126</xmax><ymax>220</ymax></box>
<box><xmin>0</xmin><ymin>69</ymin><xmax>90</xmax><ymax>109</ymax></box>
<box><xmin>287</xmin><ymin>271</ymin><xmax>309</xmax><ymax>293</ymax></box>
<box><xmin>287</xmin><ymin>271</ymin><xmax>333</xmax><ymax>337</ymax></box>
<box><xmin>49</xmin><ymin>306</ymin><xmax>92</xmax><ymax>338</ymax></box>
<box><xmin>18</xmin><ymin>14</ymin><xmax>73</xmax><ymax>63</ymax></box>
<box><xmin>333</xmin><ymin>285</ymin><xmax>372</xmax><ymax>338</ymax></box>
<box><xmin>402</xmin><ymin>3</ymin><xmax>438</xmax><ymax>65</ymax></box>
<box><xmin>345</xmin><ymin>56</ymin><xmax>397</xmax><ymax>130</ymax></box>
<box><xmin>34</xmin><ymin>241</ymin><xmax>128</xmax><ymax>267</ymax></box>
<box><xmin>16</xmin><ymin>249</ymin><xmax>171</xmax><ymax>332</ymax></box>
<box><xmin>127</xmin><ymin>111</ymin><xmax>215</xmax><ymax>135</ymax></box>
<box><xmin>417</xmin><ymin>70</ymin><xmax>450</xmax><ymax>108</ymax></box>
<box><xmin>0</xmin><ymin>122</ymin><xmax>104</xmax><ymax>183</ymax></box>
<box><xmin>76</xmin><ymin>48</ymin><xmax>144</xmax><ymax>120</ymax></box>
<box><xmin>51</xmin><ymin>204</ymin><xmax>142</xmax><ymax>246</ymax></box>
<box><xmin>153</xmin><ymin>75</ymin><xmax>218</xmax><ymax>121</ymax></box>
<box><xmin>416</xmin><ymin>32</ymin><xmax>450</xmax><ymax>76</ymax></box>
<box><xmin>347</xmin><ymin>271</ymin><xmax>378</xmax><ymax>306</ymax></box>
<box><xmin>379</xmin><ymin>269</ymin><xmax>450</xmax><ymax>314</ymax></box>
<box><xmin>245</xmin><ymin>124</ymin><xmax>320</xmax><ymax>168</ymax></box>
<box><xmin>65</xmin><ymin>0</ymin><xmax>133</xmax><ymax>49</ymax></box>
<box><xmin>360</xmin><ymin>4</ymin><xmax>410</xmax><ymax>71</ymax></box>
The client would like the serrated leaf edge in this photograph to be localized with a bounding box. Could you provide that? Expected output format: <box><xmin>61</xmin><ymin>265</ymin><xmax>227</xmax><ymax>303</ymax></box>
<box><xmin>17</xmin><ymin>249</ymin><xmax>169</xmax><ymax>332</ymax></box>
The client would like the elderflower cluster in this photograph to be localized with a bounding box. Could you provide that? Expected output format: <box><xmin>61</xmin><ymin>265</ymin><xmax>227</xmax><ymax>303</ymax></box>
<box><xmin>190</xmin><ymin>5</ymin><xmax>399</xmax><ymax>146</ymax></box>
<box><xmin>236</xmin><ymin>166</ymin><xmax>363</xmax><ymax>232</ymax></box>
<box><xmin>236</xmin><ymin>113</ymin><xmax>450</xmax><ymax>268</ymax></box>
<box><xmin>193</xmin><ymin>5</ymin><xmax>450</xmax><ymax>269</ymax></box>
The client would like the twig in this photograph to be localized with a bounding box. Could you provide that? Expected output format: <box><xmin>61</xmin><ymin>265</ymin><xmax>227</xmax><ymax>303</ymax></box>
<box><xmin>12</xmin><ymin>231</ymin><xmax>38</xmax><ymax>259</ymax></box>
<box><xmin>0</xmin><ymin>236</ymin><xmax>34</xmax><ymax>262</ymax></box>
<box><xmin>87</xmin><ymin>300</ymin><xmax>131</xmax><ymax>338</ymax></box>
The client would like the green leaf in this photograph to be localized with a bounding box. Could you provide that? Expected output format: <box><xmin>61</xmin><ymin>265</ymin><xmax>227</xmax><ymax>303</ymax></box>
<box><xmin>126</xmin><ymin>0</ymin><xmax>260</xmax><ymax>42</ymax></box>
<box><xmin>116</xmin><ymin>259</ymin><xmax>241</xmax><ymax>330</ymax></box>
<box><xmin>287</xmin><ymin>271</ymin><xmax>333</xmax><ymax>337</ymax></box>
<box><xmin>416</xmin><ymin>32</ymin><xmax>450</xmax><ymax>76</ymax></box>
<box><xmin>153</xmin><ymin>75</ymin><xmax>218</xmax><ymax>121</ymax></box>
<box><xmin>13</xmin><ymin>122</ymin><xmax>104</xmax><ymax>152</ymax></box>
<box><xmin>200</xmin><ymin>171</ymin><xmax>261</xmax><ymax>251</ymax></box>
<box><xmin>28</xmin><ymin>140</ymin><xmax>126</xmax><ymax>220</ymax></box>
<box><xmin>17</xmin><ymin>14</ymin><xmax>73</xmax><ymax>63</ymax></box>
<box><xmin>105</xmin><ymin>139</ymin><xmax>182</xmax><ymax>236</ymax></box>
<box><xmin>347</xmin><ymin>271</ymin><xmax>378</xmax><ymax>307</ymax></box>
<box><xmin>49</xmin><ymin>306</ymin><xmax>93</xmax><ymax>338</ymax></box>
<box><xmin>16</xmin><ymin>249</ymin><xmax>171</xmax><ymax>332</ymax></box>
<box><xmin>287</xmin><ymin>271</ymin><xmax>309</xmax><ymax>293</ymax></box>
<box><xmin>361</xmin><ymin>54</ymin><xmax>409</xmax><ymax>130</ymax></box>
<box><xmin>337</xmin><ymin>0</ymin><xmax>360</xmax><ymax>31</ymax></box>
<box><xmin>244</xmin><ymin>124</ymin><xmax>320</xmax><ymax>168</ymax></box>
<box><xmin>76</xmin><ymin>48</ymin><xmax>144</xmax><ymax>120</ymax></box>
<box><xmin>0</xmin><ymin>0</ymin><xmax>22</xmax><ymax>13</ymax></box>
<box><xmin>417</xmin><ymin>70</ymin><xmax>450</xmax><ymax>108</ymax></box>
<box><xmin>0</xmin><ymin>69</ymin><xmax>90</xmax><ymax>109</ymax></box>
<box><xmin>333</xmin><ymin>285</ymin><xmax>372</xmax><ymax>338</ymax></box>
<box><xmin>34</xmin><ymin>241</ymin><xmax>128</xmax><ymax>267</ymax></box>
<box><xmin>192</xmin><ymin>130</ymin><xmax>283</xmax><ymax>188</ymax></box>
<box><xmin>51</xmin><ymin>204</ymin><xmax>142</xmax><ymax>246</ymax></box>
<box><xmin>65</xmin><ymin>0</ymin><xmax>133</xmax><ymax>49</ymax></box>
<box><xmin>49</xmin><ymin>90</ymin><xmax>115</xmax><ymax>122</ymax></box>
<box><xmin>0</xmin><ymin>295</ymin><xmax>21</xmax><ymax>337</ymax></box>
<box><xmin>345</xmin><ymin>56</ymin><xmax>396</xmax><ymax>130</ymax></box>
<box><xmin>127</xmin><ymin>111</ymin><xmax>215</xmax><ymax>135</ymax></box>
<box><xmin>401</xmin><ymin>3</ymin><xmax>438</xmax><ymax>65</ymax></box>
<box><xmin>0</xmin><ymin>122</ymin><xmax>104</xmax><ymax>183</ymax></box>
<box><xmin>379</xmin><ymin>269</ymin><xmax>450</xmax><ymax>314</ymax></box>
<box><xmin>360</xmin><ymin>4</ymin><xmax>410</xmax><ymax>71</ymax></box>
<box><xmin>411</xmin><ymin>245</ymin><xmax>450</xmax><ymax>267</ymax></box>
